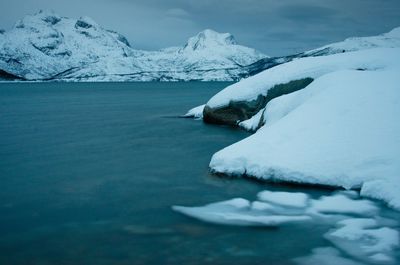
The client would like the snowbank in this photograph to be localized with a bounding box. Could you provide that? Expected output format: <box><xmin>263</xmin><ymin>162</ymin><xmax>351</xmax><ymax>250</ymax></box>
<box><xmin>210</xmin><ymin>61</ymin><xmax>400</xmax><ymax>210</ymax></box>
<box><xmin>206</xmin><ymin>48</ymin><xmax>400</xmax><ymax>109</ymax></box>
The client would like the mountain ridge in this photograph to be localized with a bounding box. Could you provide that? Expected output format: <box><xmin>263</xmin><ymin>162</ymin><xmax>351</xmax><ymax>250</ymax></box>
<box><xmin>1</xmin><ymin>11</ymin><xmax>399</xmax><ymax>82</ymax></box>
<box><xmin>0</xmin><ymin>11</ymin><xmax>267</xmax><ymax>81</ymax></box>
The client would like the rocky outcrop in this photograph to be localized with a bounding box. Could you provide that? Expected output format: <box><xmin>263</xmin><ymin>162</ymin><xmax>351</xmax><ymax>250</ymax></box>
<box><xmin>202</xmin><ymin>27</ymin><xmax>400</xmax><ymax>127</ymax></box>
<box><xmin>203</xmin><ymin>78</ymin><xmax>314</xmax><ymax>125</ymax></box>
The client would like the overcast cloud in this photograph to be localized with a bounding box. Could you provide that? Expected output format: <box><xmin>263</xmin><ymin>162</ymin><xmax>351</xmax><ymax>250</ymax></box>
<box><xmin>0</xmin><ymin>0</ymin><xmax>399</xmax><ymax>55</ymax></box>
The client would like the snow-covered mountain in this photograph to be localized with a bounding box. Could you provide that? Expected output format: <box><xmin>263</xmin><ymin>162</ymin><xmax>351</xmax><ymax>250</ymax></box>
<box><xmin>303</xmin><ymin>27</ymin><xmax>400</xmax><ymax>56</ymax></box>
<box><xmin>242</xmin><ymin>27</ymin><xmax>400</xmax><ymax>77</ymax></box>
<box><xmin>0</xmin><ymin>11</ymin><xmax>267</xmax><ymax>81</ymax></box>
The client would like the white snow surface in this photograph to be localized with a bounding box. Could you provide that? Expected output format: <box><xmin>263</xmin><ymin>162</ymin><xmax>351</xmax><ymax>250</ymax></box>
<box><xmin>0</xmin><ymin>11</ymin><xmax>266</xmax><ymax>81</ymax></box>
<box><xmin>172</xmin><ymin>198</ymin><xmax>311</xmax><ymax>226</ymax></box>
<box><xmin>311</xmin><ymin>194</ymin><xmax>378</xmax><ymax>216</ymax></box>
<box><xmin>325</xmin><ymin>218</ymin><xmax>400</xmax><ymax>264</ymax></box>
<box><xmin>304</xmin><ymin>27</ymin><xmax>400</xmax><ymax>56</ymax></box>
<box><xmin>238</xmin><ymin>108</ymin><xmax>264</xmax><ymax>131</ymax></box>
<box><xmin>210</xmin><ymin>58</ymin><xmax>400</xmax><ymax>210</ymax></box>
<box><xmin>182</xmin><ymin>104</ymin><xmax>205</xmax><ymax>119</ymax></box>
<box><xmin>257</xmin><ymin>190</ymin><xmax>309</xmax><ymax>208</ymax></box>
<box><xmin>206</xmin><ymin>48</ymin><xmax>400</xmax><ymax>108</ymax></box>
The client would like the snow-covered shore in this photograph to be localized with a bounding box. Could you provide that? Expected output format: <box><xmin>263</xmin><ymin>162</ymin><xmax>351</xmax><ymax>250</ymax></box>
<box><xmin>210</xmin><ymin>66</ymin><xmax>400</xmax><ymax>210</ymax></box>
<box><xmin>186</xmin><ymin>28</ymin><xmax>400</xmax><ymax>211</ymax></box>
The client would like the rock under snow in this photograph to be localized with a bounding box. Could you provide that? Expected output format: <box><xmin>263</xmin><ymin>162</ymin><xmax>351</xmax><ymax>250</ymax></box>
<box><xmin>208</xmin><ymin>51</ymin><xmax>400</xmax><ymax>210</ymax></box>
<box><xmin>202</xmin><ymin>27</ymin><xmax>400</xmax><ymax>125</ymax></box>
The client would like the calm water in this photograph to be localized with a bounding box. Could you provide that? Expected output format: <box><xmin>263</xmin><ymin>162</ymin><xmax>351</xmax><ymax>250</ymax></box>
<box><xmin>0</xmin><ymin>82</ymin><xmax>397</xmax><ymax>265</ymax></box>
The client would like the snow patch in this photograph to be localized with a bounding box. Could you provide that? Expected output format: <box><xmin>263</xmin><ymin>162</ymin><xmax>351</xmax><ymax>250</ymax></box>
<box><xmin>182</xmin><ymin>104</ymin><xmax>205</xmax><ymax>119</ymax></box>
<box><xmin>238</xmin><ymin>108</ymin><xmax>264</xmax><ymax>131</ymax></box>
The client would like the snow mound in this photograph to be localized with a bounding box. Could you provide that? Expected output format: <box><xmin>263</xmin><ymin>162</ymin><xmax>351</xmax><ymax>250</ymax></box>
<box><xmin>206</xmin><ymin>48</ymin><xmax>400</xmax><ymax>108</ymax></box>
<box><xmin>210</xmin><ymin>63</ymin><xmax>400</xmax><ymax>210</ymax></box>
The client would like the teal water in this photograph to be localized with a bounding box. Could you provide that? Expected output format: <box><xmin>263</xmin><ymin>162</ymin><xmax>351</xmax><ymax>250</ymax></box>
<box><xmin>0</xmin><ymin>82</ymin><xmax>396</xmax><ymax>265</ymax></box>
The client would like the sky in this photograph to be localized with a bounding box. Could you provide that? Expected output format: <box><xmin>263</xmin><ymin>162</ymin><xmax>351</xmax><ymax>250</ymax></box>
<box><xmin>0</xmin><ymin>0</ymin><xmax>399</xmax><ymax>56</ymax></box>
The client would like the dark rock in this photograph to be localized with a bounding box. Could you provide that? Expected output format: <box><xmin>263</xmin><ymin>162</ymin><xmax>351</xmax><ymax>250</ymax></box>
<box><xmin>75</xmin><ymin>19</ymin><xmax>93</xmax><ymax>29</ymax></box>
<box><xmin>15</xmin><ymin>21</ymin><xmax>24</xmax><ymax>29</ymax></box>
<box><xmin>107</xmin><ymin>30</ymin><xmax>131</xmax><ymax>47</ymax></box>
<box><xmin>0</xmin><ymin>70</ymin><xmax>24</xmax><ymax>81</ymax></box>
<box><xmin>42</xmin><ymin>15</ymin><xmax>61</xmax><ymax>25</ymax></box>
<box><xmin>203</xmin><ymin>77</ymin><xmax>314</xmax><ymax>126</ymax></box>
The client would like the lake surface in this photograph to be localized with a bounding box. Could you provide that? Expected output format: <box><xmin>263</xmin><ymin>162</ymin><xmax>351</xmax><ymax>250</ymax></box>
<box><xmin>0</xmin><ymin>82</ymin><xmax>398</xmax><ymax>265</ymax></box>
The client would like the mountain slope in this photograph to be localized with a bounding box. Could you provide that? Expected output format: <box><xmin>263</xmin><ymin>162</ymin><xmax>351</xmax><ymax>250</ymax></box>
<box><xmin>242</xmin><ymin>27</ymin><xmax>400</xmax><ymax>77</ymax></box>
<box><xmin>0</xmin><ymin>11</ymin><xmax>267</xmax><ymax>81</ymax></box>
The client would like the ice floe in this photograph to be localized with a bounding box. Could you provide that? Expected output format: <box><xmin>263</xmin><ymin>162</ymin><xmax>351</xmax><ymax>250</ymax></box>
<box><xmin>294</xmin><ymin>247</ymin><xmax>364</xmax><ymax>265</ymax></box>
<box><xmin>257</xmin><ymin>190</ymin><xmax>309</xmax><ymax>208</ymax></box>
<box><xmin>173</xmin><ymin>198</ymin><xmax>311</xmax><ymax>226</ymax></box>
<box><xmin>173</xmin><ymin>190</ymin><xmax>400</xmax><ymax>264</ymax></box>
<box><xmin>311</xmin><ymin>194</ymin><xmax>378</xmax><ymax>216</ymax></box>
<box><xmin>325</xmin><ymin>218</ymin><xmax>399</xmax><ymax>264</ymax></box>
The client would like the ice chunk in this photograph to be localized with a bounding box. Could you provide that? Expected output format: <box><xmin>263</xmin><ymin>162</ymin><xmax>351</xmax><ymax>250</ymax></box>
<box><xmin>311</xmin><ymin>194</ymin><xmax>378</xmax><ymax>216</ymax></box>
<box><xmin>172</xmin><ymin>198</ymin><xmax>311</xmax><ymax>226</ymax></box>
<box><xmin>361</xmin><ymin>180</ymin><xmax>400</xmax><ymax>211</ymax></box>
<box><xmin>257</xmin><ymin>190</ymin><xmax>309</xmax><ymax>208</ymax></box>
<box><xmin>294</xmin><ymin>247</ymin><xmax>364</xmax><ymax>265</ymax></box>
<box><xmin>250</xmin><ymin>201</ymin><xmax>276</xmax><ymax>211</ymax></box>
<box><xmin>325</xmin><ymin>218</ymin><xmax>400</xmax><ymax>264</ymax></box>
